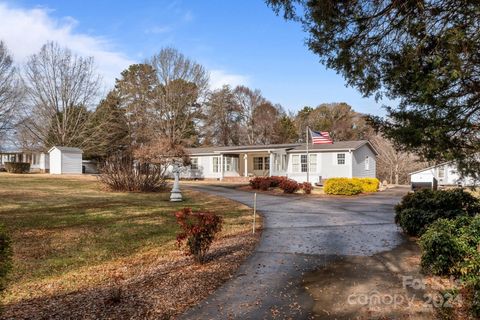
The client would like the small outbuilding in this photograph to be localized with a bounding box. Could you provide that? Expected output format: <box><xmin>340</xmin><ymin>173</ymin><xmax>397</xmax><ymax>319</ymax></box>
<box><xmin>409</xmin><ymin>161</ymin><xmax>476</xmax><ymax>190</ymax></box>
<box><xmin>48</xmin><ymin>146</ymin><xmax>83</xmax><ymax>174</ymax></box>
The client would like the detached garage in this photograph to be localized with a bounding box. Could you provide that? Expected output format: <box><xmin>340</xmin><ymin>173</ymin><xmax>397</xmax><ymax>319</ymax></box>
<box><xmin>48</xmin><ymin>146</ymin><xmax>83</xmax><ymax>174</ymax></box>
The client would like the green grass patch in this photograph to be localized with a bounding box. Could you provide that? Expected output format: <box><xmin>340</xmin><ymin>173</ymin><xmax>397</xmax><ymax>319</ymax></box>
<box><xmin>0</xmin><ymin>174</ymin><xmax>252</xmax><ymax>302</ymax></box>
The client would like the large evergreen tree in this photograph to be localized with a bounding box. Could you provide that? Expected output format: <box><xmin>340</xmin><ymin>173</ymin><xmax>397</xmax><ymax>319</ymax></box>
<box><xmin>267</xmin><ymin>0</ymin><xmax>480</xmax><ymax>178</ymax></box>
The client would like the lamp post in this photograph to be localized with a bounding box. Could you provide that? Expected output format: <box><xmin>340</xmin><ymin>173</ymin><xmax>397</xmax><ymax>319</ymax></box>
<box><xmin>170</xmin><ymin>162</ymin><xmax>183</xmax><ymax>202</ymax></box>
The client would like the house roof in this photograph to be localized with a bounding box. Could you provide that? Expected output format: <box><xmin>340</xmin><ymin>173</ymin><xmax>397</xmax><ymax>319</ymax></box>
<box><xmin>48</xmin><ymin>146</ymin><xmax>83</xmax><ymax>154</ymax></box>
<box><xmin>409</xmin><ymin>161</ymin><xmax>453</xmax><ymax>175</ymax></box>
<box><xmin>288</xmin><ymin>140</ymin><xmax>377</xmax><ymax>154</ymax></box>
<box><xmin>187</xmin><ymin>140</ymin><xmax>377</xmax><ymax>155</ymax></box>
<box><xmin>186</xmin><ymin>143</ymin><xmax>300</xmax><ymax>155</ymax></box>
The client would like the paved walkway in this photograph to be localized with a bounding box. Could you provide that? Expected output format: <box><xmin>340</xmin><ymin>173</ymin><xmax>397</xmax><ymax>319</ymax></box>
<box><xmin>181</xmin><ymin>185</ymin><xmax>408</xmax><ymax>319</ymax></box>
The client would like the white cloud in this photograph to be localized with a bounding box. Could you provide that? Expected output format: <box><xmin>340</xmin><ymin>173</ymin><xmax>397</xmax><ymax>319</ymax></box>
<box><xmin>0</xmin><ymin>3</ymin><xmax>134</xmax><ymax>88</ymax></box>
<box><xmin>209</xmin><ymin>69</ymin><xmax>249</xmax><ymax>89</ymax></box>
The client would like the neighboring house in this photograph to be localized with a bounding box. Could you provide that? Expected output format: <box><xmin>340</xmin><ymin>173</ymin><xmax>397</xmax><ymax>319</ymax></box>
<box><xmin>182</xmin><ymin>140</ymin><xmax>377</xmax><ymax>183</ymax></box>
<box><xmin>49</xmin><ymin>146</ymin><xmax>83</xmax><ymax>174</ymax></box>
<box><xmin>0</xmin><ymin>149</ymin><xmax>49</xmax><ymax>172</ymax></box>
<box><xmin>410</xmin><ymin>162</ymin><xmax>477</xmax><ymax>187</ymax></box>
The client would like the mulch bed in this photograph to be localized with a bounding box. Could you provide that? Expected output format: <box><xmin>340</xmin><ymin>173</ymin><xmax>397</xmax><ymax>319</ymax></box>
<box><xmin>1</xmin><ymin>232</ymin><xmax>260</xmax><ymax>320</ymax></box>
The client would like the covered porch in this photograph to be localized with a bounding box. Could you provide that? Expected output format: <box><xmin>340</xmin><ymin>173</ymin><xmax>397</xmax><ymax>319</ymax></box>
<box><xmin>216</xmin><ymin>148</ymin><xmax>288</xmax><ymax>180</ymax></box>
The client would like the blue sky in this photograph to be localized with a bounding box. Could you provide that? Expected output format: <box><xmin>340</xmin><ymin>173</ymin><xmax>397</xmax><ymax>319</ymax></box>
<box><xmin>1</xmin><ymin>0</ymin><xmax>386</xmax><ymax>115</ymax></box>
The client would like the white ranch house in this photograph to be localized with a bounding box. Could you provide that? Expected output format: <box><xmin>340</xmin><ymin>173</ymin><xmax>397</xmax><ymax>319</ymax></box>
<box><xmin>182</xmin><ymin>140</ymin><xmax>377</xmax><ymax>183</ymax></box>
<box><xmin>0</xmin><ymin>150</ymin><xmax>49</xmax><ymax>172</ymax></box>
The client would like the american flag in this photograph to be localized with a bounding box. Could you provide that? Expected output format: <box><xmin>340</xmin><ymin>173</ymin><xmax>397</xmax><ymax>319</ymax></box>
<box><xmin>310</xmin><ymin>129</ymin><xmax>333</xmax><ymax>144</ymax></box>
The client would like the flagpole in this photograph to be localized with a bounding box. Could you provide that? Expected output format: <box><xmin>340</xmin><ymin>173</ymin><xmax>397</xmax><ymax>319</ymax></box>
<box><xmin>306</xmin><ymin>126</ymin><xmax>309</xmax><ymax>183</ymax></box>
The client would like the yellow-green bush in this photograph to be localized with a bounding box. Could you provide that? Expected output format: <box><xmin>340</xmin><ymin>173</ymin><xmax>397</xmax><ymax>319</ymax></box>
<box><xmin>324</xmin><ymin>178</ymin><xmax>363</xmax><ymax>195</ymax></box>
<box><xmin>355</xmin><ymin>177</ymin><xmax>380</xmax><ymax>193</ymax></box>
<box><xmin>324</xmin><ymin>177</ymin><xmax>380</xmax><ymax>195</ymax></box>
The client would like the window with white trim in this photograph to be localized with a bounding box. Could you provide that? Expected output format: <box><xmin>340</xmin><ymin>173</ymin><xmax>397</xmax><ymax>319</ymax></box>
<box><xmin>300</xmin><ymin>155</ymin><xmax>308</xmax><ymax>172</ymax></box>
<box><xmin>292</xmin><ymin>155</ymin><xmax>300</xmax><ymax>172</ymax></box>
<box><xmin>253</xmin><ymin>157</ymin><xmax>263</xmax><ymax>170</ymax></box>
<box><xmin>365</xmin><ymin>156</ymin><xmax>370</xmax><ymax>171</ymax></box>
<box><xmin>309</xmin><ymin>154</ymin><xmax>317</xmax><ymax>172</ymax></box>
<box><xmin>264</xmin><ymin>157</ymin><xmax>270</xmax><ymax>170</ymax></box>
<box><xmin>212</xmin><ymin>157</ymin><xmax>220</xmax><ymax>172</ymax></box>
<box><xmin>274</xmin><ymin>154</ymin><xmax>280</xmax><ymax>171</ymax></box>
<box><xmin>437</xmin><ymin>166</ymin><xmax>445</xmax><ymax>178</ymax></box>
<box><xmin>337</xmin><ymin>153</ymin><xmax>346</xmax><ymax>165</ymax></box>
<box><xmin>190</xmin><ymin>157</ymin><xmax>198</xmax><ymax>170</ymax></box>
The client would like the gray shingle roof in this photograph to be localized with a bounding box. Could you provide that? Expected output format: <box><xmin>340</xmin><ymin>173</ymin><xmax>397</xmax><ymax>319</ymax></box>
<box><xmin>288</xmin><ymin>140</ymin><xmax>370</xmax><ymax>151</ymax></box>
<box><xmin>49</xmin><ymin>146</ymin><xmax>83</xmax><ymax>153</ymax></box>
<box><xmin>187</xmin><ymin>141</ymin><xmax>377</xmax><ymax>155</ymax></box>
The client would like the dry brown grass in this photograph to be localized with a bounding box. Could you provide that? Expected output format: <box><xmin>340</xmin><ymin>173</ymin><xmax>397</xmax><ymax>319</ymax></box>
<box><xmin>0</xmin><ymin>173</ymin><xmax>261</xmax><ymax>319</ymax></box>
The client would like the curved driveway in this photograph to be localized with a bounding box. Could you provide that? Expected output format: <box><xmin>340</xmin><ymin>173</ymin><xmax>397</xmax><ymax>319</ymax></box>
<box><xmin>181</xmin><ymin>185</ymin><xmax>408</xmax><ymax>319</ymax></box>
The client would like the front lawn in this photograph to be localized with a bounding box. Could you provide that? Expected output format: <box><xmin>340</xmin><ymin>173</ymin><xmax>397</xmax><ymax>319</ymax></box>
<box><xmin>0</xmin><ymin>174</ymin><xmax>259</xmax><ymax>319</ymax></box>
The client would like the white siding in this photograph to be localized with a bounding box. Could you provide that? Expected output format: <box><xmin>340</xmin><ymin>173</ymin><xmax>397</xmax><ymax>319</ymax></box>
<box><xmin>411</xmin><ymin>163</ymin><xmax>476</xmax><ymax>186</ymax></box>
<box><xmin>352</xmin><ymin>144</ymin><xmax>377</xmax><ymax>178</ymax></box>
<box><xmin>49</xmin><ymin>148</ymin><xmax>83</xmax><ymax>174</ymax></box>
<box><xmin>62</xmin><ymin>153</ymin><xmax>82</xmax><ymax>174</ymax></box>
<box><xmin>286</xmin><ymin>151</ymin><xmax>352</xmax><ymax>183</ymax></box>
<box><xmin>49</xmin><ymin>149</ymin><xmax>62</xmax><ymax>174</ymax></box>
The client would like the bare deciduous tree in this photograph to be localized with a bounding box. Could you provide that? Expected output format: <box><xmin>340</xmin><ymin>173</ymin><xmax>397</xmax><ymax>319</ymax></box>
<box><xmin>149</xmin><ymin>48</ymin><xmax>209</xmax><ymax>146</ymax></box>
<box><xmin>233</xmin><ymin>86</ymin><xmax>266</xmax><ymax>145</ymax></box>
<box><xmin>0</xmin><ymin>41</ymin><xmax>22</xmax><ymax>147</ymax></box>
<box><xmin>21</xmin><ymin>42</ymin><xmax>101</xmax><ymax>149</ymax></box>
<box><xmin>371</xmin><ymin>135</ymin><xmax>425</xmax><ymax>185</ymax></box>
<box><xmin>203</xmin><ymin>85</ymin><xmax>242</xmax><ymax>146</ymax></box>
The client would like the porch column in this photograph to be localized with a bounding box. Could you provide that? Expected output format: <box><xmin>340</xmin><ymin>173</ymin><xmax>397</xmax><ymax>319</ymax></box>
<box><xmin>269</xmin><ymin>151</ymin><xmax>274</xmax><ymax>177</ymax></box>
<box><xmin>220</xmin><ymin>153</ymin><xmax>224</xmax><ymax>180</ymax></box>
<box><xmin>243</xmin><ymin>154</ymin><xmax>248</xmax><ymax>177</ymax></box>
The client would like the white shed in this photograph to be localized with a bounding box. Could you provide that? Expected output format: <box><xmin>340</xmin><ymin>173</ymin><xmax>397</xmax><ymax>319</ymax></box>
<box><xmin>48</xmin><ymin>146</ymin><xmax>83</xmax><ymax>174</ymax></box>
<box><xmin>410</xmin><ymin>161</ymin><xmax>476</xmax><ymax>188</ymax></box>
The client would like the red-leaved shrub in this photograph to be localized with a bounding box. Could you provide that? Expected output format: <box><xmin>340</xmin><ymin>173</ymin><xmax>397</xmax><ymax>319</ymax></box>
<box><xmin>270</xmin><ymin>176</ymin><xmax>287</xmax><ymax>188</ymax></box>
<box><xmin>249</xmin><ymin>177</ymin><xmax>263</xmax><ymax>189</ymax></box>
<box><xmin>301</xmin><ymin>182</ymin><xmax>313</xmax><ymax>194</ymax></box>
<box><xmin>175</xmin><ymin>208</ymin><xmax>222</xmax><ymax>263</ymax></box>
<box><xmin>279</xmin><ymin>179</ymin><xmax>300</xmax><ymax>193</ymax></box>
<box><xmin>258</xmin><ymin>178</ymin><xmax>271</xmax><ymax>191</ymax></box>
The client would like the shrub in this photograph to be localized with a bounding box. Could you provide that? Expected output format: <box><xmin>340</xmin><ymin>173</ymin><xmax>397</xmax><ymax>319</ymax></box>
<box><xmin>98</xmin><ymin>154</ymin><xmax>167</xmax><ymax>192</ymax></box>
<box><xmin>420</xmin><ymin>218</ymin><xmax>467</xmax><ymax>275</ymax></box>
<box><xmin>324</xmin><ymin>178</ymin><xmax>363</xmax><ymax>195</ymax></box>
<box><xmin>270</xmin><ymin>176</ymin><xmax>287</xmax><ymax>188</ymax></box>
<box><xmin>279</xmin><ymin>179</ymin><xmax>300</xmax><ymax>193</ymax></box>
<box><xmin>301</xmin><ymin>182</ymin><xmax>313</xmax><ymax>194</ymax></box>
<box><xmin>395</xmin><ymin>208</ymin><xmax>434</xmax><ymax>236</ymax></box>
<box><xmin>249</xmin><ymin>177</ymin><xmax>263</xmax><ymax>189</ymax></box>
<box><xmin>357</xmin><ymin>178</ymin><xmax>380</xmax><ymax>192</ymax></box>
<box><xmin>175</xmin><ymin>208</ymin><xmax>222</xmax><ymax>263</ymax></box>
<box><xmin>4</xmin><ymin>162</ymin><xmax>30</xmax><ymax>174</ymax></box>
<box><xmin>420</xmin><ymin>215</ymin><xmax>480</xmax><ymax>317</ymax></box>
<box><xmin>0</xmin><ymin>224</ymin><xmax>12</xmax><ymax>296</ymax></box>
<box><xmin>258</xmin><ymin>178</ymin><xmax>272</xmax><ymax>191</ymax></box>
<box><xmin>395</xmin><ymin>189</ymin><xmax>480</xmax><ymax>236</ymax></box>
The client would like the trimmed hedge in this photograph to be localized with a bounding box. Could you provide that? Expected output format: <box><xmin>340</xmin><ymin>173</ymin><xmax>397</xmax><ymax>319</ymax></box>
<box><xmin>324</xmin><ymin>177</ymin><xmax>380</xmax><ymax>195</ymax></box>
<box><xmin>395</xmin><ymin>189</ymin><xmax>480</xmax><ymax>236</ymax></box>
<box><xmin>354</xmin><ymin>177</ymin><xmax>380</xmax><ymax>193</ymax></box>
<box><xmin>4</xmin><ymin>162</ymin><xmax>30</xmax><ymax>174</ymax></box>
<box><xmin>324</xmin><ymin>178</ymin><xmax>363</xmax><ymax>195</ymax></box>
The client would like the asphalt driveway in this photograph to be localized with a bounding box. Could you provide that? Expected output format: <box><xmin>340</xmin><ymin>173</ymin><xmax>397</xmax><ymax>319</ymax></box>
<box><xmin>181</xmin><ymin>185</ymin><xmax>408</xmax><ymax>319</ymax></box>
